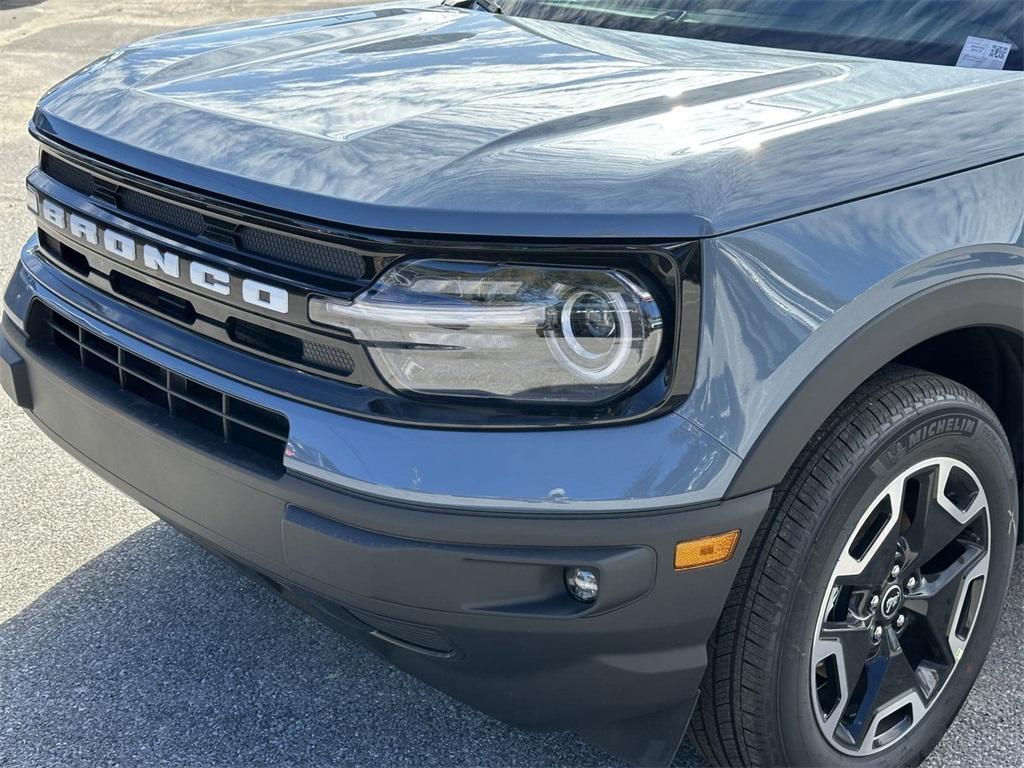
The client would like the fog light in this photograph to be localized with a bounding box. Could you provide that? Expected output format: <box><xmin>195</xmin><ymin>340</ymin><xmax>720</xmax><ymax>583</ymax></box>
<box><xmin>674</xmin><ymin>530</ymin><xmax>740</xmax><ymax>570</ymax></box>
<box><xmin>565</xmin><ymin>567</ymin><xmax>599</xmax><ymax>603</ymax></box>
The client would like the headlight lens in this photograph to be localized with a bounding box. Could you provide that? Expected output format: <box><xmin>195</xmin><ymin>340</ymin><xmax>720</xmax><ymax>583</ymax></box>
<box><xmin>309</xmin><ymin>259</ymin><xmax>664</xmax><ymax>404</ymax></box>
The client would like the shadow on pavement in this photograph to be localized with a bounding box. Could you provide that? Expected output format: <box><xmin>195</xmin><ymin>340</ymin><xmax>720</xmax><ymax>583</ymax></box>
<box><xmin>0</xmin><ymin>521</ymin><xmax>707</xmax><ymax>767</ymax></box>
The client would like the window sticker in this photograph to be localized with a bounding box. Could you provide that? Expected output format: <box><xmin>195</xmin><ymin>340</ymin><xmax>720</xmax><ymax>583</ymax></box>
<box><xmin>956</xmin><ymin>36</ymin><xmax>1011</xmax><ymax>70</ymax></box>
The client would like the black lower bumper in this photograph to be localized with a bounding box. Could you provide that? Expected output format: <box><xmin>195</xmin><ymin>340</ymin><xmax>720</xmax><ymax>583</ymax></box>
<box><xmin>1</xmin><ymin>312</ymin><xmax>770</xmax><ymax>766</ymax></box>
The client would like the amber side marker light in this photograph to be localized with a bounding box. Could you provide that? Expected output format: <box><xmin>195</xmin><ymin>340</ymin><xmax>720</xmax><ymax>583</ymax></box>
<box><xmin>674</xmin><ymin>530</ymin><xmax>741</xmax><ymax>570</ymax></box>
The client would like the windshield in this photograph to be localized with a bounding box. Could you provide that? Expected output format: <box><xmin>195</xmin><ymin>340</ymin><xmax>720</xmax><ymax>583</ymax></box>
<box><xmin>493</xmin><ymin>0</ymin><xmax>1024</xmax><ymax>70</ymax></box>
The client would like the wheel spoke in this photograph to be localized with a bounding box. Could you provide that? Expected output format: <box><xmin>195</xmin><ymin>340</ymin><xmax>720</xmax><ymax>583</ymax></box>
<box><xmin>904</xmin><ymin>543</ymin><xmax>988</xmax><ymax>663</ymax></box>
<box><xmin>821</xmin><ymin>622</ymin><xmax>875</xmax><ymax>690</ymax></box>
<box><xmin>844</xmin><ymin>632</ymin><xmax>923</xmax><ymax>751</ymax></box>
<box><xmin>901</xmin><ymin>465</ymin><xmax>972</xmax><ymax>571</ymax></box>
<box><xmin>854</xmin><ymin>522</ymin><xmax>903</xmax><ymax>588</ymax></box>
<box><xmin>834</xmin><ymin>484</ymin><xmax>903</xmax><ymax>586</ymax></box>
<box><xmin>877</xmin><ymin>631</ymin><xmax>926</xmax><ymax>702</ymax></box>
<box><xmin>814</xmin><ymin>621</ymin><xmax>875</xmax><ymax>739</ymax></box>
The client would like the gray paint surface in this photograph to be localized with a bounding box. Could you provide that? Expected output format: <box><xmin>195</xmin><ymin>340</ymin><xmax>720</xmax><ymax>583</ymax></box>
<box><xmin>685</xmin><ymin>158</ymin><xmax>1024</xmax><ymax>458</ymax></box>
<box><xmin>34</xmin><ymin>3</ymin><xmax>1024</xmax><ymax>238</ymax></box>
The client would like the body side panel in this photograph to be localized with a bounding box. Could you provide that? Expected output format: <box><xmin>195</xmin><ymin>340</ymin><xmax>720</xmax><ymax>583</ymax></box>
<box><xmin>679</xmin><ymin>157</ymin><xmax>1024</xmax><ymax>491</ymax></box>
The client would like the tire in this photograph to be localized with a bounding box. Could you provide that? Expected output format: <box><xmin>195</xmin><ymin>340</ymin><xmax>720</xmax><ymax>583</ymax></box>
<box><xmin>691</xmin><ymin>365</ymin><xmax>1018</xmax><ymax>767</ymax></box>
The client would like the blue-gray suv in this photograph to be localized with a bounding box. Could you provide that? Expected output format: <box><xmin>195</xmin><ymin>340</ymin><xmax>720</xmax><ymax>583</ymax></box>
<box><xmin>2</xmin><ymin>2</ymin><xmax>1022</xmax><ymax>766</ymax></box>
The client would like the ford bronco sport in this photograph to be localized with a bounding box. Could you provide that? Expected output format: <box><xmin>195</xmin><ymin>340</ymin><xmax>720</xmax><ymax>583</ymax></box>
<box><xmin>2</xmin><ymin>1</ymin><xmax>1022</xmax><ymax>765</ymax></box>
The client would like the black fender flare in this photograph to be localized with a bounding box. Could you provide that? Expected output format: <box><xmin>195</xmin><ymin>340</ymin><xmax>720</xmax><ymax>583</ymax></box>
<box><xmin>726</xmin><ymin>273</ymin><xmax>1024</xmax><ymax>497</ymax></box>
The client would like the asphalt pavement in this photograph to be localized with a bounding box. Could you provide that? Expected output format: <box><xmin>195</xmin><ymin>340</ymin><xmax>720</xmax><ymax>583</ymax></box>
<box><xmin>0</xmin><ymin>2</ymin><xmax>1021</xmax><ymax>766</ymax></box>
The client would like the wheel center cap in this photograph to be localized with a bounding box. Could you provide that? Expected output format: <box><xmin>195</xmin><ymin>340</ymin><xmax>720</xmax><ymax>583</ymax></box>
<box><xmin>880</xmin><ymin>584</ymin><xmax>903</xmax><ymax>619</ymax></box>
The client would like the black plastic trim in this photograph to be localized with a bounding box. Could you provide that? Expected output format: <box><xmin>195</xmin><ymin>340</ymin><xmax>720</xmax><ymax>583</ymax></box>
<box><xmin>0</xmin><ymin>325</ymin><xmax>31</xmax><ymax>408</ymax></box>
<box><xmin>282</xmin><ymin>505</ymin><xmax>657</xmax><ymax>617</ymax></box>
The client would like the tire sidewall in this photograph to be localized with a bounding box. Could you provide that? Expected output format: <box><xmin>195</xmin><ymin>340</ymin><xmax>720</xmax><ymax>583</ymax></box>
<box><xmin>775</xmin><ymin>403</ymin><xmax>1017</xmax><ymax>768</ymax></box>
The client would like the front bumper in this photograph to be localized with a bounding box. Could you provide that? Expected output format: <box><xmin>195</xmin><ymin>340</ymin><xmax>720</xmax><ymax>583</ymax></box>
<box><xmin>2</xmin><ymin>243</ymin><xmax>771</xmax><ymax>766</ymax></box>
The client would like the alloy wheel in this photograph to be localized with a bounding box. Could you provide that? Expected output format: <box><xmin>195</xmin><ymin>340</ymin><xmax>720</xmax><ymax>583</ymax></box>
<box><xmin>810</xmin><ymin>457</ymin><xmax>991</xmax><ymax>755</ymax></box>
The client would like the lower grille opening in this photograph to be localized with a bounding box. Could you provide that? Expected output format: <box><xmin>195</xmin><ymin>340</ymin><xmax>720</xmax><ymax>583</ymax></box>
<box><xmin>38</xmin><ymin>229</ymin><xmax>90</xmax><ymax>277</ymax></box>
<box><xmin>39</xmin><ymin>304</ymin><xmax>289</xmax><ymax>466</ymax></box>
<box><xmin>228</xmin><ymin>318</ymin><xmax>355</xmax><ymax>376</ymax></box>
<box><xmin>110</xmin><ymin>270</ymin><xmax>197</xmax><ymax>324</ymax></box>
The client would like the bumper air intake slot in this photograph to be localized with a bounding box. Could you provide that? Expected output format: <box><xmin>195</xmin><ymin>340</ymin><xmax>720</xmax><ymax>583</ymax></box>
<box><xmin>35</xmin><ymin>302</ymin><xmax>289</xmax><ymax>465</ymax></box>
<box><xmin>38</xmin><ymin>229</ymin><xmax>90</xmax><ymax>277</ymax></box>
<box><xmin>228</xmin><ymin>318</ymin><xmax>354</xmax><ymax>376</ymax></box>
<box><xmin>109</xmin><ymin>270</ymin><xmax>197</xmax><ymax>324</ymax></box>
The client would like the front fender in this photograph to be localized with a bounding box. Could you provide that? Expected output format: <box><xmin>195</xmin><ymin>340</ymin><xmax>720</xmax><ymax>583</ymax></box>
<box><xmin>675</xmin><ymin>156</ymin><xmax>1024</xmax><ymax>498</ymax></box>
<box><xmin>726</xmin><ymin>269</ymin><xmax>1023</xmax><ymax>496</ymax></box>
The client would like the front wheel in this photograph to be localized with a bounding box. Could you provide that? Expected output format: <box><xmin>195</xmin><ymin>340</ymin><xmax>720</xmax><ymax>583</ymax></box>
<box><xmin>691</xmin><ymin>366</ymin><xmax>1018</xmax><ymax>767</ymax></box>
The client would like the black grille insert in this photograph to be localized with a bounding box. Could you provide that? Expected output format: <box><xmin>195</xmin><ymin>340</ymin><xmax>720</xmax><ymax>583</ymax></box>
<box><xmin>38</xmin><ymin>228</ymin><xmax>90</xmax><ymax>277</ymax></box>
<box><xmin>119</xmin><ymin>187</ymin><xmax>205</xmax><ymax>237</ymax></box>
<box><xmin>41</xmin><ymin>153</ymin><xmax>95</xmax><ymax>197</ymax></box>
<box><xmin>228</xmin><ymin>318</ymin><xmax>355</xmax><ymax>376</ymax></box>
<box><xmin>39</xmin><ymin>150</ymin><xmax>389</xmax><ymax>284</ymax></box>
<box><xmin>109</xmin><ymin>271</ymin><xmax>197</xmax><ymax>324</ymax></box>
<box><xmin>41</xmin><ymin>305</ymin><xmax>289</xmax><ymax>465</ymax></box>
<box><xmin>237</xmin><ymin>226</ymin><xmax>366</xmax><ymax>279</ymax></box>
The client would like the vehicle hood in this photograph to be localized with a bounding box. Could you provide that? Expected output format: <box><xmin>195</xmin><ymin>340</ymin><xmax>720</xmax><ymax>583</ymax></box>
<box><xmin>34</xmin><ymin>3</ymin><xmax>1023</xmax><ymax>239</ymax></box>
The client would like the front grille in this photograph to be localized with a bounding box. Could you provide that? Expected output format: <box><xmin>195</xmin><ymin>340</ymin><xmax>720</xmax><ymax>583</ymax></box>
<box><xmin>228</xmin><ymin>318</ymin><xmax>355</xmax><ymax>376</ymax></box>
<box><xmin>236</xmin><ymin>226</ymin><xmax>366</xmax><ymax>279</ymax></box>
<box><xmin>39</xmin><ymin>150</ymin><xmax>393</xmax><ymax>285</ymax></box>
<box><xmin>38</xmin><ymin>229</ymin><xmax>90</xmax><ymax>277</ymax></box>
<box><xmin>300</xmin><ymin>338</ymin><xmax>356</xmax><ymax>375</ymax></box>
<box><xmin>35</xmin><ymin>231</ymin><xmax>360</xmax><ymax>381</ymax></box>
<box><xmin>40</xmin><ymin>152</ymin><xmax>94</xmax><ymax>196</ymax></box>
<box><xmin>40</xmin><ymin>304</ymin><xmax>289</xmax><ymax>465</ymax></box>
<box><xmin>119</xmin><ymin>187</ymin><xmax>205</xmax><ymax>237</ymax></box>
<box><xmin>109</xmin><ymin>270</ymin><xmax>197</xmax><ymax>324</ymax></box>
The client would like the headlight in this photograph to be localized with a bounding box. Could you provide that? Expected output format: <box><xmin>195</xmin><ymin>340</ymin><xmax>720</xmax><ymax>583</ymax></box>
<box><xmin>309</xmin><ymin>259</ymin><xmax>665</xmax><ymax>404</ymax></box>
